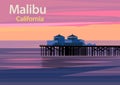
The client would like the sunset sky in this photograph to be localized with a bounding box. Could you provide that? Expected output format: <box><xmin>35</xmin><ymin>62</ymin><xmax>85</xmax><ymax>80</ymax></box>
<box><xmin>0</xmin><ymin>0</ymin><xmax>120</xmax><ymax>41</ymax></box>
<box><xmin>0</xmin><ymin>23</ymin><xmax>120</xmax><ymax>40</ymax></box>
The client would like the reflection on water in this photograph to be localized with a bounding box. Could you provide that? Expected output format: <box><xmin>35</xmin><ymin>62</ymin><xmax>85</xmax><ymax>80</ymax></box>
<box><xmin>0</xmin><ymin>48</ymin><xmax>119</xmax><ymax>70</ymax></box>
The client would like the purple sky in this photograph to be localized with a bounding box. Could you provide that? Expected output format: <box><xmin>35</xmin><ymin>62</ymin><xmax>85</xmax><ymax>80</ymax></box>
<box><xmin>0</xmin><ymin>0</ymin><xmax>120</xmax><ymax>23</ymax></box>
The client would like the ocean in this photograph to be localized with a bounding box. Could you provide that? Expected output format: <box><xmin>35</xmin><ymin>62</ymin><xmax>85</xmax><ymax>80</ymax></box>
<box><xmin>0</xmin><ymin>48</ymin><xmax>120</xmax><ymax>85</ymax></box>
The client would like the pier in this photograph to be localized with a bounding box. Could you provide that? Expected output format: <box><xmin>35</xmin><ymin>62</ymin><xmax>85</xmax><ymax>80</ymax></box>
<box><xmin>40</xmin><ymin>45</ymin><xmax>120</xmax><ymax>56</ymax></box>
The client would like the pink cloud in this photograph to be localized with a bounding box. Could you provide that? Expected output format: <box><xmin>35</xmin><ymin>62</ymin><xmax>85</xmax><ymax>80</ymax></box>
<box><xmin>0</xmin><ymin>22</ymin><xmax>120</xmax><ymax>27</ymax></box>
<box><xmin>48</xmin><ymin>11</ymin><xmax>120</xmax><ymax>17</ymax></box>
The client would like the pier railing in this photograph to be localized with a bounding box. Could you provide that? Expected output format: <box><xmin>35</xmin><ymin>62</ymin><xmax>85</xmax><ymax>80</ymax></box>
<box><xmin>40</xmin><ymin>45</ymin><xmax>120</xmax><ymax>56</ymax></box>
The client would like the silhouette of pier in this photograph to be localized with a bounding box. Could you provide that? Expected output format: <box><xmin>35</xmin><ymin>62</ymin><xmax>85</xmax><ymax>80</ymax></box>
<box><xmin>40</xmin><ymin>45</ymin><xmax>120</xmax><ymax>56</ymax></box>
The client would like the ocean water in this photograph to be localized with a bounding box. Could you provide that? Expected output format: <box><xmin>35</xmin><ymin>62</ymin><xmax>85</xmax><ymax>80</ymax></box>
<box><xmin>0</xmin><ymin>48</ymin><xmax>120</xmax><ymax>84</ymax></box>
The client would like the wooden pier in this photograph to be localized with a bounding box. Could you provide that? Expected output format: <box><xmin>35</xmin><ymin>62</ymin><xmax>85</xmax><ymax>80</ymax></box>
<box><xmin>40</xmin><ymin>45</ymin><xmax>120</xmax><ymax>56</ymax></box>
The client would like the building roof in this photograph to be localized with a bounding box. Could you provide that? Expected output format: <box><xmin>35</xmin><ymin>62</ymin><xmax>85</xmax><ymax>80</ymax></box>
<box><xmin>68</xmin><ymin>34</ymin><xmax>78</xmax><ymax>38</ymax></box>
<box><xmin>55</xmin><ymin>34</ymin><xmax>64</xmax><ymax>37</ymax></box>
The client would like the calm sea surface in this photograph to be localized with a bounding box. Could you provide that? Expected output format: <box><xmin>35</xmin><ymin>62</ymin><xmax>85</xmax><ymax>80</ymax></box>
<box><xmin>0</xmin><ymin>48</ymin><xmax>120</xmax><ymax>83</ymax></box>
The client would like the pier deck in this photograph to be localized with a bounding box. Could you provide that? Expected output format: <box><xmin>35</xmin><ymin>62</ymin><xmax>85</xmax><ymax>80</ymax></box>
<box><xmin>40</xmin><ymin>45</ymin><xmax>120</xmax><ymax>56</ymax></box>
